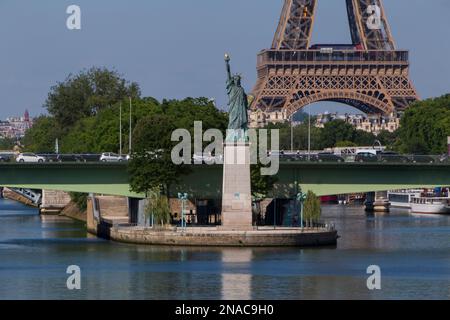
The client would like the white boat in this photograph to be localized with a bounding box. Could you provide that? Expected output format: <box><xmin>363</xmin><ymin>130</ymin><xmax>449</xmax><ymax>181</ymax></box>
<box><xmin>388</xmin><ymin>190</ymin><xmax>423</xmax><ymax>209</ymax></box>
<box><xmin>410</xmin><ymin>197</ymin><xmax>450</xmax><ymax>214</ymax></box>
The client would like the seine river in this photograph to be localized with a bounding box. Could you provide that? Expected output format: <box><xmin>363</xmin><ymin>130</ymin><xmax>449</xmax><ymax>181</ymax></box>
<box><xmin>0</xmin><ymin>198</ymin><xmax>448</xmax><ymax>300</ymax></box>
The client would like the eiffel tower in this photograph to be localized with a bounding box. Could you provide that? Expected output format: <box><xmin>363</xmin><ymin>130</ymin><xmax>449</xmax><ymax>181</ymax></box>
<box><xmin>250</xmin><ymin>0</ymin><xmax>418</xmax><ymax>127</ymax></box>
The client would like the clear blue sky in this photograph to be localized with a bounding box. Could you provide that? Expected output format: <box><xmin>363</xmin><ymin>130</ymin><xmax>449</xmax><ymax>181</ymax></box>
<box><xmin>0</xmin><ymin>0</ymin><xmax>449</xmax><ymax>119</ymax></box>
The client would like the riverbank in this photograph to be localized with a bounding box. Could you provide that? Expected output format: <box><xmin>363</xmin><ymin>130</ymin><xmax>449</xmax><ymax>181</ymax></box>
<box><xmin>60</xmin><ymin>201</ymin><xmax>87</xmax><ymax>222</ymax></box>
<box><xmin>109</xmin><ymin>226</ymin><xmax>338</xmax><ymax>247</ymax></box>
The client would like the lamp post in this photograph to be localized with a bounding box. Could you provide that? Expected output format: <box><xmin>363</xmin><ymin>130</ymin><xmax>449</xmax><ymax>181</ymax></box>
<box><xmin>290</xmin><ymin>114</ymin><xmax>294</xmax><ymax>153</ymax></box>
<box><xmin>129</xmin><ymin>97</ymin><xmax>132</xmax><ymax>154</ymax></box>
<box><xmin>297</xmin><ymin>189</ymin><xmax>306</xmax><ymax>229</ymax></box>
<box><xmin>119</xmin><ymin>102</ymin><xmax>122</xmax><ymax>157</ymax></box>
<box><xmin>308</xmin><ymin>106</ymin><xmax>311</xmax><ymax>161</ymax></box>
<box><xmin>178</xmin><ymin>193</ymin><xmax>189</xmax><ymax>231</ymax></box>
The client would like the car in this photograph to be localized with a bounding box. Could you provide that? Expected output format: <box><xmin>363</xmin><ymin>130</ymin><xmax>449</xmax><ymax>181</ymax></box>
<box><xmin>100</xmin><ymin>152</ymin><xmax>124</xmax><ymax>162</ymax></box>
<box><xmin>80</xmin><ymin>154</ymin><xmax>101</xmax><ymax>162</ymax></box>
<box><xmin>379</xmin><ymin>152</ymin><xmax>410</xmax><ymax>163</ymax></box>
<box><xmin>279</xmin><ymin>153</ymin><xmax>299</xmax><ymax>162</ymax></box>
<box><xmin>411</xmin><ymin>155</ymin><xmax>435</xmax><ymax>164</ymax></box>
<box><xmin>355</xmin><ymin>152</ymin><xmax>378</xmax><ymax>163</ymax></box>
<box><xmin>356</xmin><ymin>149</ymin><xmax>378</xmax><ymax>156</ymax></box>
<box><xmin>56</xmin><ymin>154</ymin><xmax>84</xmax><ymax>162</ymax></box>
<box><xmin>16</xmin><ymin>153</ymin><xmax>46</xmax><ymax>163</ymax></box>
<box><xmin>38</xmin><ymin>153</ymin><xmax>58</xmax><ymax>162</ymax></box>
<box><xmin>440</xmin><ymin>154</ymin><xmax>450</xmax><ymax>163</ymax></box>
<box><xmin>316</xmin><ymin>152</ymin><xmax>345</xmax><ymax>163</ymax></box>
<box><xmin>0</xmin><ymin>154</ymin><xmax>12</xmax><ymax>162</ymax></box>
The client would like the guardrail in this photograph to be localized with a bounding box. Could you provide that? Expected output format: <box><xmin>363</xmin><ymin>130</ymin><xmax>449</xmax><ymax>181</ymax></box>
<box><xmin>0</xmin><ymin>153</ymin><xmax>448</xmax><ymax>165</ymax></box>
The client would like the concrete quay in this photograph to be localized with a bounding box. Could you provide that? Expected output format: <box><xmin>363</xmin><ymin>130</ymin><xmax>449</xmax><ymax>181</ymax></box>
<box><xmin>109</xmin><ymin>226</ymin><xmax>338</xmax><ymax>247</ymax></box>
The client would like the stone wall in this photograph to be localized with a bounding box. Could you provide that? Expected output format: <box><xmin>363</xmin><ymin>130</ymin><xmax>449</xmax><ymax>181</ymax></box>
<box><xmin>110</xmin><ymin>227</ymin><xmax>338</xmax><ymax>247</ymax></box>
<box><xmin>40</xmin><ymin>190</ymin><xmax>72</xmax><ymax>214</ymax></box>
<box><xmin>96</xmin><ymin>195</ymin><xmax>128</xmax><ymax>218</ymax></box>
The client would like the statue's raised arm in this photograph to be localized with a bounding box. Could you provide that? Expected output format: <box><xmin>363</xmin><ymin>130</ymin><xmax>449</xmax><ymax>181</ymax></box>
<box><xmin>225</xmin><ymin>53</ymin><xmax>232</xmax><ymax>82</ymax></box>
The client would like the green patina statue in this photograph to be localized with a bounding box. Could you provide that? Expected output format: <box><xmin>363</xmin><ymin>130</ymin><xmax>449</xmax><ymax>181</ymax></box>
<box><xmin>225</xmin><ymin>54</ymin><xmax>251</xmax><ymax>142</ymax></box>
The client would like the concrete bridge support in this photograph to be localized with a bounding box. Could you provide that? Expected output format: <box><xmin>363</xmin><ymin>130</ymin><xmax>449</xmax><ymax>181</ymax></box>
<box><xmin>86</xmin><ymin>194</ymin><xmax>129</xmax><ymax>238</ymax></box>
<box><xmin>39</xmin><ymin>190</ymin><xmax>71</xmax><ymax>215</ymax></box>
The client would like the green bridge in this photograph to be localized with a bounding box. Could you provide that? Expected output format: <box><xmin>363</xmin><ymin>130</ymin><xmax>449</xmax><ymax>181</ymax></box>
<box><xmin>1</xmin><ymin>162</ymin><xmax>450</xmax><ymax>198</ymax></box>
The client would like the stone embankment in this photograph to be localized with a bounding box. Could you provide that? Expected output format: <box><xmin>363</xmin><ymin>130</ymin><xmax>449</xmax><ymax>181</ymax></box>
<box><xmin>110</xmin><ymin>226</ymin><xmax>338</xmax><ymax>247</ymax></box>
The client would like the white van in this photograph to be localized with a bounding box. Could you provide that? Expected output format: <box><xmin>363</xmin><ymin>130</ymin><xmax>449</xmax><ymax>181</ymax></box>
<box><xmin>356</xmin><ymin>149</ymin><xmax>378</xmax><ymax>156</ymax></box>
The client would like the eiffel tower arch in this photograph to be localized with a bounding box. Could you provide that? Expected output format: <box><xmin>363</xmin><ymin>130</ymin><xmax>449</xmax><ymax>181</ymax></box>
<box><xmin>250</xmin><ymin>0</ymin><xmax>418</xmax><ymax>127</ymax></box>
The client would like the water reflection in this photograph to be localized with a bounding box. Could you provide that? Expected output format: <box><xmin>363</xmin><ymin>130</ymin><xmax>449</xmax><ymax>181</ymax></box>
<box><xmin>221</xmin><ymin>249</ymin><xmax>252</xmax><ymax>300</ymax></box>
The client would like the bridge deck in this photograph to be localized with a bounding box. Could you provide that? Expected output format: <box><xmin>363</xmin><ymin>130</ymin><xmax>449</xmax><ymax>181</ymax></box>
<box><xmin>1</xmin><ymin>162</ymin><xmax>449</xmax><ymax>198</ymax></box>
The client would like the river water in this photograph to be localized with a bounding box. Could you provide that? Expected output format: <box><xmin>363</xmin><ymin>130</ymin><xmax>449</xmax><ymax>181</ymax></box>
<box><xmin>0</xmin><ymin>198</ymin><xmax>448</xmax><ymax>300</ymax></box>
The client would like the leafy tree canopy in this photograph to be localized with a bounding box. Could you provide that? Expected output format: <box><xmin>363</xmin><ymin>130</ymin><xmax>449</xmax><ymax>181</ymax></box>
<box><xmin>45</xmin><ymin>67</ymin><xmax>141</xmax><ymax>131</ymax></box>
<box><xmin>398</xmin><ymin>94</ymin><xmax>450</xmax><ymax>154</ymax></box>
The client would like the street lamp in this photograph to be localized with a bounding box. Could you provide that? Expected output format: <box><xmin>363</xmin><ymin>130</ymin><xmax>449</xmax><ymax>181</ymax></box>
<box><xmin>177</xmin><ymin>193</ymin><xmax>189</xmax><ymax>231</ymax></box>
<box><xmin>290</xmin><ymin>113</ymin><xmax>294</xmax><ymax>153</ymax></box>
<box><xmin>296</xmin><ymin>189</ymin><xmax>307</xmax><ymax>229</ymax></box>
<box><xmin>308</xmin><ymin>105</ymin><xmax>311</xmax><ymax>161</ymax></box>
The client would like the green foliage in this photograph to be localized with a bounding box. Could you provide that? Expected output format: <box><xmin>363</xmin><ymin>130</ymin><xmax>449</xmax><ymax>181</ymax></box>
<box><xmin>128</xmin><ymin>98</ymin><xmax>228</xmax><ymax>195</ymax></box>
<box><xmin>251</xmin><ymin>164</ymin><xmax>277</xmax><ymax>199</ymax></box>
<box><xmin>335</xmin><ymin>140</ymin><xmax>357</xmax><ymax>148</ymax></box>
<box><xmin>377</xmin><ymin>130</ymin><xmax>399</xmax><ymax>150</ymax></box>
<box><xmin>0</xmin><ymin>137</ymin><xmax>16</xmax><ymax>150</ymax></box>
<box><xmin>319</xmin><ymin>120</ymin><xmax>357</xmax><ymax>148</ymax></box>
<box><xmin>266</xmin><ymin>119</ymin><xmax>378</xmax><ymax>150</ymax></box>
<box><xmin>303</xmin><ymin>191</ymin><xmax>321</xmax><ymax>223</ymax></box>
<box><xmin>398</xmin><ymin>94</ymin><xmax>450</xmax><ymax>155</ymax></box>
<box><xmin>145</xmin><ymin>190</ymin><xmax>171</xmax><ymax>227</ymax></box>
<box><xmin>128</xmin><ymin>114</ymin><xmax>186</xmax><ymax>195</ymax></box>
<box><xmin>22</xmin><ymin>116</ymin><xmax>60</xmax><ymax>152</ymax></box>
<box><xmin>69</xmin><ymin>192</ymin><xmax>88</xmax><ymax>212</ymax></box>
<box><xmin>45</xmin><ymin>67</ymin><xmax>141</xmax><ymax>132</ymax></box>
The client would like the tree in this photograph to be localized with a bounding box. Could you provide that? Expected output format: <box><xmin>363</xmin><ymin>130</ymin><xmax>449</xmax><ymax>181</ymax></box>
<box><xmin>69</xmin><ymin>192</ymin><xmax>88</xmax><ymax>211</ymax></box>
<box><xmin>145</xmin><ymin>188</ymin><xmax>171</xmax><ymax>228</ymax></box>
<box><xmin>377</xmin><ymin>130</ymin><xmax>399</xmax><ymax>150</ymax></box>
<box><xmin>22</xmin><ymin>116</ymin><xmax>59</xmax><ymax>152</ymax></box>
<box><xmin>251</xmin><ymin>164</ymin><xmax>278</xmax><ymax>225</ymax></box>
<box><xmin>45</xmin><ymin>67</ymin><xmax>141</xmax><ymax>131</ymax></box>
<box><xmin>0</xmin><ymin>137</ymin><xmax>16</xmax><ymax>150</ymax></box>
<box><xmin>353</xmin><ymin>130</ymin><xmax>377</xmax><ymax>146</ymax></box>
<box><xmin>335</xmin><ymin>141</ymin><xmax>357</xmax><ymax>148</ymax></box>
<box><xmin>303</xmin><ymin>191</ymin><xmax>321</xmax><ymax>227</ymax></box>
<box><xmin>128</xmin><ymin>114</ymin><xmax>188</xmax><ymax>196</ymax></box>
<box><xmin>319</xmin><ymin>120</ymin><xmax>355</xmax><ymax>149</ymax></box>
<box><xmin>398</xmin><ymin>94</ymin><xmax>450</xmax><ymax>155</ymax></box>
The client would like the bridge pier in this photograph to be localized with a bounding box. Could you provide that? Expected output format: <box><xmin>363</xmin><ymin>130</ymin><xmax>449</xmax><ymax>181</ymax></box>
<box><xmin>39</xmin><ymin>190</ymin><xmax>71</xmax><ymax>215</ymax></box>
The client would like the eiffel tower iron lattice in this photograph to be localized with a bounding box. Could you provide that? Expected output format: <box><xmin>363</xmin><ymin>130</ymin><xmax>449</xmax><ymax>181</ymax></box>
<box><xmin>250</xmin><ymin>0</ymin><xmax>418</xmax><ymax>127</ymax></box>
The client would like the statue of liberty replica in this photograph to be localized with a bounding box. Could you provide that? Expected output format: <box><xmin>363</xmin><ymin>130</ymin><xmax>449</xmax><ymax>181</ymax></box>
<box><xmin>221</xmin><ymin>54</ymin><xmax>253</xmax><ymax>229</ymax></box>
<box><xmin>224</xmin><ymin>54</ymin><xmax>251</xmax><ymax>142</ymax></box>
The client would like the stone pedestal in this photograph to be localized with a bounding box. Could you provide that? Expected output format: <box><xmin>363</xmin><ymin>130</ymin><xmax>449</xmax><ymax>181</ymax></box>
<box><xmin>221</xmin><ymin>142</ymin><xmax>253</xmax><ymax>229</ymax></box>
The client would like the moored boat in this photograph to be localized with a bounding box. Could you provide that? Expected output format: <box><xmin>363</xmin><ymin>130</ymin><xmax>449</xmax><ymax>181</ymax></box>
<box><xmin>410</xmin><ymin>197</ymin><xmax>450</xmax><ymax>214</ymax></box>
<box><xmin>388</xmin><ymin>190</ymin><xmax>423</xmax><ymax>209</ymax></box>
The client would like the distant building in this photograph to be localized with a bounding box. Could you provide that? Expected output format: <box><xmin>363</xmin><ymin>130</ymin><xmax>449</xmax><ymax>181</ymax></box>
<box><xmin>315</xmin><ymin>112</ymin><xmax>399</xmax><ymax>135</ymax></box>
<box><xmin>0</xmin><ymin>110</ymin><xmax>34</xmax><ymax>139</ymax></box>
